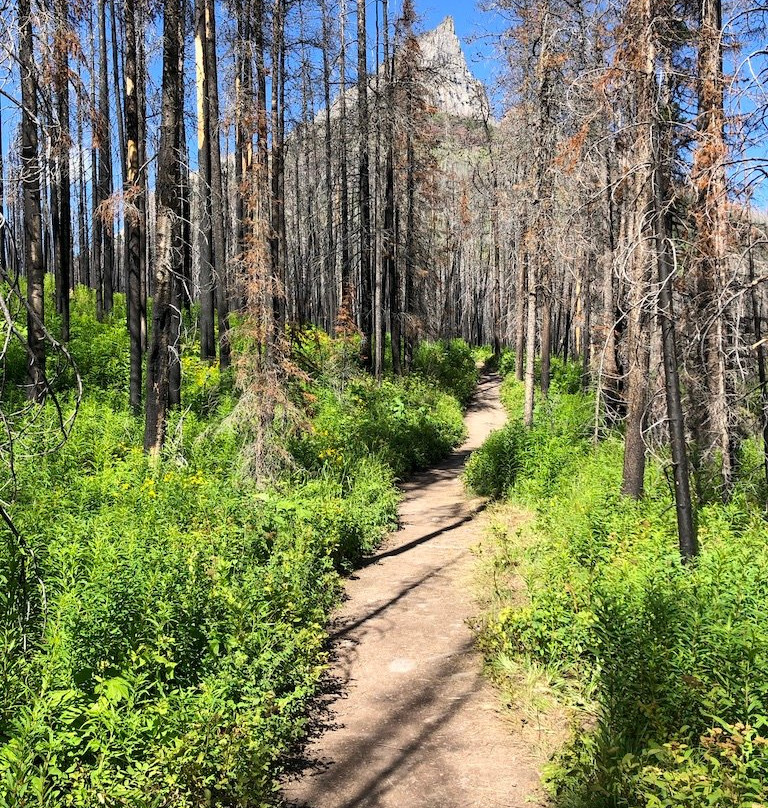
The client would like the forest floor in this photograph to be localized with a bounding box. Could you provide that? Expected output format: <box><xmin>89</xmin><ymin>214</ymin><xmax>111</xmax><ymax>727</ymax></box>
<box><xmin>282</xmin><ymin>373</ymin><xmax>555</xmax><ymax>808</ymax></box>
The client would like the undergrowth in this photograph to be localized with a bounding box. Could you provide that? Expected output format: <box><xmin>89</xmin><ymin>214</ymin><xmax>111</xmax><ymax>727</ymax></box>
<box><xmin>468</xmin><ymin>369</ymin><xmax>768</xmax><ymax>808</ymax></box>
<box><xmin>0</xmin><ymin>288</ymin><xmax>474</xmax><ymax>806</ymax></box>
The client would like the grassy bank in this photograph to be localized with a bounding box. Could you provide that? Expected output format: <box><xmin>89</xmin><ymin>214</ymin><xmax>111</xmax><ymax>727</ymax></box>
<box><xmin>468</xmin><ymin>360</ymin><xmax>768</xmax><ymax>808</ymax></box>
<box><xmin>0</xmin><ymin>290</ymin><xmax>475</xmax><ymax>807</ymax></box>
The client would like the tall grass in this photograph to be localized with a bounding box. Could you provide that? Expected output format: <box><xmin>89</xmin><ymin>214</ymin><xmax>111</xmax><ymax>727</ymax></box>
<box><xmin>469</xmin><ymin>372</ymin><xmax>768</xmax><ymax>808</ymax></box>
<box><xmin>0</xmin><ymin>290</ymin><xmax>475</xmax><ymax>806</ymax></box>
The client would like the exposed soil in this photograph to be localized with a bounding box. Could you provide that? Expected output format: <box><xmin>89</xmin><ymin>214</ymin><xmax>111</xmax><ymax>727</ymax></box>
<box><xmin>282</xmin><ymin>374</ymin><xmax>548</xmax><ymax>808</ymax></box>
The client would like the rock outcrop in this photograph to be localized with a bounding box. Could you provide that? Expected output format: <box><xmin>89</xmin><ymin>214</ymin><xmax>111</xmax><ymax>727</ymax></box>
<box><xmin>328</xmin><ymin>16</ymin><xmax>489</xmax><ymax>122</ymax></box>
<box><xmin>417</xmin><ymin>16</ymin><xmax>488</xmax><ymax>120</ymax></box>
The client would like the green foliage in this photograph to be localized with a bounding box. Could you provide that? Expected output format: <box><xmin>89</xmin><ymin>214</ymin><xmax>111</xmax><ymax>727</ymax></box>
<box><xmin>464</xmin><ymin>422</ymin><xmax>527</xmax><ymax>498</ymax></box>
<box><xmin>0</xmin><ymin>308</ymin><xmax>471</xmax><ymax>806</ymax></box>
<box><xmin>66</xmin><ymin>288</ymin><xmax>130</xmax><ymax>398</ymax></box>
<box><xmin>471</xmin><ymin>345</ymin><xmax>494</xmax><ymax>367</ymax></box>
<box><xmin>467</xmin><ymin>377</ymin><xmax>594</xmax><ymax>502</ymax></box>
<box><xmin>289</xmin><ymin>325</ymin><xmax>363</xmax><ymax>387</ymax></box>
<box><xmin>497</xmin><ymin>349</ymin><xmax>517</xmax><ymax>378</ymax></box>
<box><xmin>1</xmin><ymin>397</ymin><xmax>395</xmax><ymax>806</ymax></box>
<box><xmin>470</xmin><ymin>381</ymin><xmax>768</xmax><ymax>808</ymax></box>
<box><xmin>496</xmin><ymin>352</ymin><xmax>582</xmax><ymax>394</ymax></box>
<box><xmin>412</xmin><ymin>339</ymin><xmax>479</xmax><ymax>407</ymax></box>
<box><xmin>291</xmin><ymin>374</ymin><xmax>466</xmax><ymax>480</ymax></box>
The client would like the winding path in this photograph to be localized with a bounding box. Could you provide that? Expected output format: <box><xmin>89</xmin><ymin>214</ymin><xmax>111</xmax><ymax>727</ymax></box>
<box><xmin>282</xmin><ymin>374</ymin><xmax>543</xmax><ymax>808</ymax></box>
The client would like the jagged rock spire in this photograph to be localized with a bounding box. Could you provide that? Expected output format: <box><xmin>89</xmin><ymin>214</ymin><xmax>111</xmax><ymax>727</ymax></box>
<box><xmin>328</xmin><ymin>16</ymin><xmax>489</xmax><ymax>121</ymax></box>
<box><xmin>417</xmin><ymin>16</ymin><xmax>488</xmax><ymax>119</ymax></box>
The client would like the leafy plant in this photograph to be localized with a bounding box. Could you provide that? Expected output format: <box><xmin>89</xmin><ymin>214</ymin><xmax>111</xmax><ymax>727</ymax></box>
<box><xmin>469</xmin><ymin>368</ymin><xmax>768</xmax><ymax>807</ymax></box>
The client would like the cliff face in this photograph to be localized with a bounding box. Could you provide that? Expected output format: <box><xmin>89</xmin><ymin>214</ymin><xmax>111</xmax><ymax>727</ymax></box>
<box><xmin>417</xmin><ymin>16</ymin><xmax>489</xmax><ymax>120</ymax></box>
<box><xmin>327</xmin><ymin>16</ymin><xmax>488</xmax><ymax>122</ymax></box>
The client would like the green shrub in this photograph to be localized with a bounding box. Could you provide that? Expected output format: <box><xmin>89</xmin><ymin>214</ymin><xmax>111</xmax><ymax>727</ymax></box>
<box><xmin>412</xmin><ymin>338</ymin><xmax>479</xmax><ymax>407</ymax></box>
<box><xmin>500</xmin><ymin>375</ymin><xmax>526</xmax><ymax>414</ymax></box>
<box><xmin>0</xmin><ymin>301</ymin><xmax>471</xmax><ymax>806</ymax></box>
<box><xmin>291</xmin><ymin>374</ymin><xmax>466</xmax><ymax>479</ymax></box>
<box><xmin>468</xmin><ymin>379</ymin><xmax>594</xmax><ymax>502</ymax></box>
<box><xmin>471</xmin><ymin>385</ymin><xmax>768</xmax><ymax>807</ymax></box>
<box><xmin>0</xmin><ymin>391</ymin><xmax>403</xmax><ymax>807</ymax></box>
<box><xmin>464</xmin><ymin>422</ymin><xmax>527</xmax><ymax>498</ymax></box>
<box><xmin>471</xmin><ymin>345</ymin><xmax>494</xmax><ymax>367</ymax></box>
<box><xmin>498</xmin><ymin>349</ymin><xmax>517</xmax><ymax>377</ymax></box>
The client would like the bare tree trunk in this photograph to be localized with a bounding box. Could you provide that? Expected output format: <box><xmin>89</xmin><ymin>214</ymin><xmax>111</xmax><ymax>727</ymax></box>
<box><xmin>600</xmin><ymin>150</ymin><xmax>620</xmax><ymax>421</ymax></box>
<box><xmin>620</xmin><ymin>0</ymin><xmax>653</xmax><ymax>498</ymax></box>
<box><xmin>145</xmin><ymin>0</ymin><xmax>182</xmax><ymax>453</ymax></box>
<box><xmin>195</xmin><ymin>0</ymin><xmax>216</xmax><ymax>361</ymax></box>
<box><xmin>540</xmin><ymin>292</ymin><xmax>551</xmax><ymax>397</ymax></box>
<box><xmin>693</xmin><ymin>0</ymin><xmax>732</xmax><ymax>497</ymax></box>
<box><xmin>110</xmin><ymin>0</ymin><xmax>126</xmax><ymax>180</ymax></box>
<box><xmin>524</xmin><ymin>264</ymin><xmax>537</xmax><ymax>427</ymax></box>
<box><xmin>320</xmin><ymin>0</ymin><xmax>336</xmax><ymax>327</ymax></box>
<box><xmin>654</xmin><ymin>116</ymin><xmax>697</xmax><ymax>560</ymax></box>
<box><xmin>747</xmin><ymin>232</ymin><xmax>768</xmax><ymax>499</ymax></box>
<box><xmin>204</xmin><ymin>0</ymin><xmax>231</xmax><ymax>368</ymax></box>
<box><xmin>357</xmin><ymin>0</ymin><xmax>373</xmax><ymax>368</ymax></box>
<box><xmin>124</xmin><ymin>0</ymin><xmax>142</xmax><ymax>413</ymax></box>
<box><xmin>338</xmin><ymin>0</ymin><xmax>352</xmax><ymax>321</ymax></box>
<box><xmin>137</xmin><ymin>12</ymin><xmax>147</xmax><ymax>351</ymax></box>
<box><xmin>170</xmin><ymin>5</ymin><xmax>186</xmax><ymax>407</ymax></box>
<box><xmin>97</xmin><ymin>0</ymin><xmax>114</xmax><ymax>317</ymax></box>
<box><xmin>515</xmin><ymin>250</ymin><xmax>527</xmax><ymax>382</ymax></box>
<box><xmin>76</xmin><ymin>92</ymin><xmax>90</xmax><ymax>288</ymax></box>
<box><xmin>0</xmin><ymin>104</ymin><xmax>6</xmax><ymax>275</ymax></box>
<box><xmin>270</xmin><ymin>0</ymin><xmax>286</xmax><ymax>334</ymax></box>
<box><xmin>383</xmin><ymin>0</ymin><xmax>400</xmax><ymax>374</ymax></box>
<box><xmin>54</xmin><ymin>0</ymin><xmax>72</xmax><ymax>342</ymax></box>
<box><xmin>20</xmin><ymin>0</ymin><xmax>46</xmax><ymax>401</ymax></box>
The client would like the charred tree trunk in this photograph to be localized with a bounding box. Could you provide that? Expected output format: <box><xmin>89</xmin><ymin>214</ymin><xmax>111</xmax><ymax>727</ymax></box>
<box><xmin>54</xmin><ymin>0</ymin><xmax>72</xmax><ymax>341</ymax></box>
<box><xmin>338</xmin><ymin>0</ymin><xmax>352</xmax><ymax>322</ymax></box>
<box><xmin>145</xmin><ymin>0</ymin><xmax>183</xmax><ymax>453</ymax></box>
<box><xmin>357</xmin><ymin>0</ymin><xmax>372</xmax><ymax>369</ymax></box>
<box><xmin>654</xmin><ymin>118</ymin><xmax>697</xmax><ymax>560</ymax></box>
<box><xmin>96</xmin><ymin>0</ymin><xmax>114</xmax><ymax>317</ymax></box>
<box><xmin>124</xmin><ymin>0</ymin><xmax>142</xmax><ymax>413</ymax></box>
<box><xmin>204</xmin><ymin>0</ymin><xmax>231</xmax><ymax>369</ymax></box>
<box><xmin>20</xmin><ymin>0</ymin><xmax>46</xmax><ymax>401</ymax></box>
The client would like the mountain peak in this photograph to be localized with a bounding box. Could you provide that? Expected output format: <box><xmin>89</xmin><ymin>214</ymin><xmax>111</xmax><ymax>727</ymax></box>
<box><xmin>326</xmin><ymin>17</ymin><xmax>488</xmax><ymax>122</ymax></box>
<box><xmin>436</xmin><ymin>15</ymin><xmax>456</xmax><ymax>35</ymax></box>
<box><xmin>418</xmin><ymin>18</ymin><xmax>488</xmax><ymax>120</ymax></box>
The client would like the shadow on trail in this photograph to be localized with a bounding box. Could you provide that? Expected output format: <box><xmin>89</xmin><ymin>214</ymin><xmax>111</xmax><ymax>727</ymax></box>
<box><xmin>360</xmin><ymin>503</ymin><xmax>487</xmax><ymax>568</ymax></box>
<box><xmin>283</xmin><ymin>638</ymin><xmax>479</xmax><ymax>808</ymax></box>
<box><xmin>281</xmin><ymin>371</ymin><xmax>504</xmax><ymax>808</ymax></box>
<box><xmin>331</xmin><ymin>551</ymin><xmax>464</xmax><ymax>646</ymax></box>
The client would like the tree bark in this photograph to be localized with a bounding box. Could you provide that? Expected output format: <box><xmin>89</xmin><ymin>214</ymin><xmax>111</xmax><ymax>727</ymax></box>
<box><xmin>524</xmin><ymin>264</ymin><xmax>537</xmax><ymax>427</ymax></box>
<box><xmin>693</xmin><ymin>0</ymin><xmax>732</xmax><ymax>497</ymax></box>
<box><xmin>357</xmin><ymin>0</ymin><xmax>372</xmax><ymax>368</ymax></box>
<box><xmin>654</xmin><ymin>122</ymin><xmax>698</xmax><ymax>561</ymax></box>
<box><xmin>124</xmin><ymin>0</ymin><xmax>142</xmax><ymax>413</ymax></box>
<box><xmin>620</xmin><ymin>0</ymin><xmax>653</xmax><ymax>498</ymax></box>
<box><xmin>204</xmin><ymin>0</ymin><xmax>231</xmax><ymax>368</ymax></box>
<box><xmin>338</xmin><ymin>0</ymin><xmax>352</xmax><ymax>322</ymax></box>
<box><xmin>145</xmin><ymin>0</ymin><xmax>182</xmax><ymax>453</ymax></box>
<box><xmin>20</xmin><ymin>0</ymin><xmax>46</xmax><ymax>401</ymax></box>
<box><xmin>195</xmin><ymin>0</ymin><xmax>216</xmax><ymax>361</ymax></box>
<box><xmin>96</xmin><ymin>0</ymin><xmax>114</xmax><ymax>317</ymax></box>
<box><xmin>54</xmin><ymin>0</ymin><xmax>72</xmax><ymax>341</ymax></box>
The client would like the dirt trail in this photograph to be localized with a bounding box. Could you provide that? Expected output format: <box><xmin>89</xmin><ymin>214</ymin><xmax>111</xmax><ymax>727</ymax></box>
<box><xmin>282</xmin><ymin>373</ymin><xmax>544</xmax><ymax>808</ymax></box>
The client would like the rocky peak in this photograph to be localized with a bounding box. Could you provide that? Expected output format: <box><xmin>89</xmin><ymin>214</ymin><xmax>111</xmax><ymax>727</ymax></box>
<box><xmin>417</xmin><ymin>17</ymin><xmax>488</xmax><ymax>120</ymax></box>
<box><xmin>326</xmin><ymin>16</ymin><xmax>488</xmax><ymax>122</ymax></box>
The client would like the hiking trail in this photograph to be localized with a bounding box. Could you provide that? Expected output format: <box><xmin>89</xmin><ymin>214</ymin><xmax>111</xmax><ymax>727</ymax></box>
<box><xmin>283</xmin><ymin>373</ymin><xmax>546</xmax><ymax>808</ymax></box>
